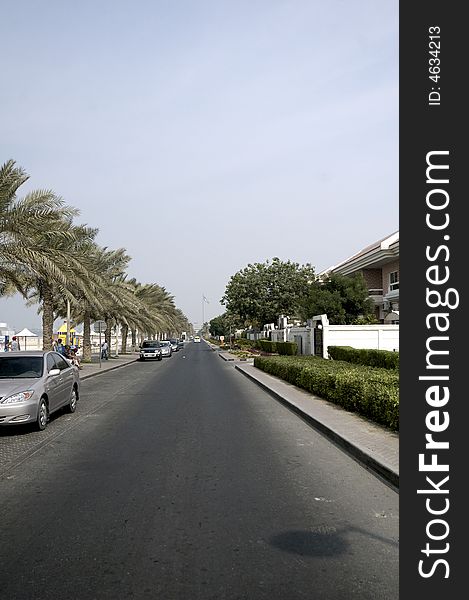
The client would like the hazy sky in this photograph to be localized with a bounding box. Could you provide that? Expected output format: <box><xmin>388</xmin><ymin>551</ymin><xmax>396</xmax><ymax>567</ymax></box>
<box><xmin>1</xmin><ymin>0</ymin><xmax>398</xmax><ymax>332</ymax></box>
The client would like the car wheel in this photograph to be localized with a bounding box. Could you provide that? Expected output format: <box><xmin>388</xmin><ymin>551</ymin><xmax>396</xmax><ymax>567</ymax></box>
<box><xmin>66</xmin><ymin>386</ymin><xmax>78</xmax><ymax>413</ymax></box>
<box><xmin>36</xmin><ymin>398</ymin><xmax>48</xmax><ymax>431</ymax></box>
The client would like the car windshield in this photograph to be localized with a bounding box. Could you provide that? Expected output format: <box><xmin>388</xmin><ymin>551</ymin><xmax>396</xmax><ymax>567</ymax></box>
<box><xmin>142</xmin><ymin>341</ymin><xmax>160</xmax><ymax>348</ymax></box>
<box><xmin>160</xmin><ymin>341</ymin><xmax>170</xmax><ymax>346</ymax></box>
<box><xmin>0</xmin><ymin>356</ymin><xmax>44</xmax><ymax>378</ymax></box>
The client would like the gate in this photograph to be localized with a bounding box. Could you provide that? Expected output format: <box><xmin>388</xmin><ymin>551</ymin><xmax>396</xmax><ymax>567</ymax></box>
<box><xmin>293</xmin><ymin>335</ymin><xmax>303</xmax><ymax>355</ymax></box>
<box><xmin>314</xmin><ymin>326</ymin><xmax>323</xmax><ymax>357</ymax></box>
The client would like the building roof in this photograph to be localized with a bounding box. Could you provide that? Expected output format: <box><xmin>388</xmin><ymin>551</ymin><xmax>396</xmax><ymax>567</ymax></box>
<box><xmin>319</xmin><ymin>231</ymin><xmax>399</xmax><ymax>277</ymax></box>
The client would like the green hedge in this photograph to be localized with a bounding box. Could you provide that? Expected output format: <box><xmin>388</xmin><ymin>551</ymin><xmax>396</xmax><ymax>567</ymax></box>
<box><xmin>277</xmin><ymin>341</ymin><xmax>298</xmax><ymax>355</ymax></box>
<box><xmin>256</xmin><ymin>340</ymin><xmax>298</xmax><ymax>355</ymax></box>
<box><xmin>253</xmin><ymin>355</ymin><xmax>399</xmax><ymax>431</ymax></box>
<box><xmin>257</xmin><ymin>339</ymin><xmax>277</xmax><ymax>353</ymax></box>
<box><xmin>328</xmin><ymin>346</ymin><xmax>399</xmax><ymax>370</ymax></box>
<box><xmin>235</xmin><ymin>338</ymin><xmax>255</xmax><ymax>348</ymax></box>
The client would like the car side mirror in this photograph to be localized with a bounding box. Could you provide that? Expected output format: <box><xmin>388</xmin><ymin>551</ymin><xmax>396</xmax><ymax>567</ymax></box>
<box><xmin>48</xmin><ymin>368</ymin><xmax>61</xmax><ymax>376</ymax></box>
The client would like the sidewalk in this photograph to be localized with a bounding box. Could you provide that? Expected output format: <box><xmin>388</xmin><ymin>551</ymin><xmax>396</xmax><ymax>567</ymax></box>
<box><xmin>234</xmin><ymin>362</ymin><xmax>399</xmax><ymax>490</ymax></box>
<box><xmin>79</xmin><ymin>353</ymin><xmax>139</xmax><ymax>381</ymax></box>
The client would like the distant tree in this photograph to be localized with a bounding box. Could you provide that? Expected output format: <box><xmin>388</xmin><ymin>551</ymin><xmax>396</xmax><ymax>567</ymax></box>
<box><xmin>209</xmin><ymin>312</ymin><xmax>242</xmax><ymax>337</ymax></box>
<box><xmin>209</xmin><ymin>315</ymin><xmax>227</xmax><ymax>337</ymax></box>
<box><xmin>299</xmin><ymin>273</ymin><xmax>374</xmax><ymax>324</ymax></box>
<box><xmin>221</xmin><ymin>258</ymin><xmax>315</xmax><ymax>329</ymax></box>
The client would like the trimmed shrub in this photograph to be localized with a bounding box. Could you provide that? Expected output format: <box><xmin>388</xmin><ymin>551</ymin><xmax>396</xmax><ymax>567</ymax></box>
<box><xmin>328</xmin><ymin>346</ymin><xmax>399</xmax><ymax>370</ymax></box>
<box><xmin>276</xmin><ymin>341</ymin><xmax>298</xmax><ymax>355</ymax></box>
<box><xmin>236</xmin><ymin>338</ymin><xmax>255</xmax><ymax>348</ymax></box>
<box><xmin>253</xmin><ymin>355</ymin><xmax>399</xmax><ymax>431</ymax></box>
<box><xmin>257</xmin><ymin>339</ymin><xmax>277</xmax><ymax>353</ymax></box>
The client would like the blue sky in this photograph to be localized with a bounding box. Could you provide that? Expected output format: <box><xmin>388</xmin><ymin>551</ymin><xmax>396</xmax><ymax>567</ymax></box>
<box><xmin>1</xmin><ymin>0</ymin><xmax>398</xmax><ymax>331</ymax></box>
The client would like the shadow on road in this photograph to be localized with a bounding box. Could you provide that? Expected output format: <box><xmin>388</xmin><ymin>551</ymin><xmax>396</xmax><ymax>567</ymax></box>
<box><xmin>270</xmin><ymin>529</ymin><xmax>349</xmax><ymax>557</ymax></box>
<box><xmin>270</xmin><ymin>524</ymin><xmax>398</xmax><ymax>557</ymax></box>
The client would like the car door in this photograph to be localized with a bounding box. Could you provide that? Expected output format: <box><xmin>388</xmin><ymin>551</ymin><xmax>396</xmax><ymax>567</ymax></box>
<box><xmin>45</xmin><ymin>353</ymin><xmax>63</xmax><ymax>412</ymax></box>
<box><xmin>52</xmin><ymin>353</ymin><xmax>74</xmax><ymax>410</ymax></box>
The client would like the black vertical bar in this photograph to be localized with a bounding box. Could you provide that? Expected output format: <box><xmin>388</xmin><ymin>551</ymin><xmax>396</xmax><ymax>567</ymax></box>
<box><xmin>400</xmin><ymin>1</ymin><xmax>465</xmax><ymax>596</ymax></box>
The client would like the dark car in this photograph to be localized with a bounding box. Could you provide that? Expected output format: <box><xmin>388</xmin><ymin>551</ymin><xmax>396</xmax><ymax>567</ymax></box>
<box><xmin>139</xmin><ymin>340</ymin><xmax>163</xmax><ymax>361</ymax></box>
<box><xmin>0</xmin><ymin>351</ymin><xmax>80</xmax><ymax>431</ymax></box>
<box><xmin>177</xmin><ymin>339</ymin><xmax>184</xmax><ymax>350</ymax></box>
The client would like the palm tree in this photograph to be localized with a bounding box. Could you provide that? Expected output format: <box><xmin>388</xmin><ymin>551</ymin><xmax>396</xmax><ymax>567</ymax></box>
<box><xmin>23</xmin><ymin>221</ymin><xmax>114</xmax><ymax>350</ymax></box>
<box><xmin>0</xmin><ymin>160</ymin><xmax>109</xmax><ymax>349</ymax></box>
<box><xmin>126</xmin><ymin>280</ymin><xmax>183</xmax><ymax>346</ymax></box>
<box><xmin>1</xmin><ymin>160</ymin><xmax>79</xmax><ymax>299</ymax></box>
<box><xmin>45</xmin><ymin>244</ymin><xmax>133</xmax><ymax>361</ymax></box>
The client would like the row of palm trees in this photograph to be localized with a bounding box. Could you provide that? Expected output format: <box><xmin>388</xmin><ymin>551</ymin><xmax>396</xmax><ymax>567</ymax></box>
<box><xmin>0</xmin><ymin>159</ymin><xmax>192</xmax><ymax>360</ymax></box>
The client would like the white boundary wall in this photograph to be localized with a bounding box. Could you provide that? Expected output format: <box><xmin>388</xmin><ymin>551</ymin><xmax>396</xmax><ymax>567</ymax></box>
<box><xmin>323</xmin><ymin>324</ymin><xmax>399</xmax><ymax>356</ymax></box>
<box><xmin>280</xmin><ymin>315</ymin><xmax>399</xmax><ymax>357</ymax></box>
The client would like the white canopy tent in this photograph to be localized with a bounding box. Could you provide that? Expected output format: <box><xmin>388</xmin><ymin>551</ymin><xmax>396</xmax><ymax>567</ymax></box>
<box><xmin>15</xmin><ymin>327</ymin><xmax>38</xmax><ymax>350</ymax></box>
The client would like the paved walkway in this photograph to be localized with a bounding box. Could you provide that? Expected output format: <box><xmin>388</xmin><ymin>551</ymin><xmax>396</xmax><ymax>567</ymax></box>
<box><xmin>206</xmin><ymin>341</ymin><xmax>399</xmax><ymax>490</ymax></box>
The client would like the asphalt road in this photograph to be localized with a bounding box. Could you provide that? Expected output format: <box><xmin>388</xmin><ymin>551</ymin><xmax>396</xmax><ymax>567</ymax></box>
<box><xmin>0</xmin><ymin>342</ymin><xmax>399</xmax><ymax>600</ymax></box>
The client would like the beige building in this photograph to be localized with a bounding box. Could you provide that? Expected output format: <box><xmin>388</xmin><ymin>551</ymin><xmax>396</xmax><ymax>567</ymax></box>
<box><xmin>319</xmin><ymin>231</ymin><xmax>399</xmax><ymax>323</ymax></box>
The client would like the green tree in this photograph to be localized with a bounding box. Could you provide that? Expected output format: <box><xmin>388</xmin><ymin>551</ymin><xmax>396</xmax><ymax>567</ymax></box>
<box><xmin>209</xmin><ymin>315</ymin><xmax>227</xmax><ymax>337</ymax></box>
<box><xmin>221</xmin><ymin>258</ymin><xmax>315</xmax><ymax>328</ymax></box>
<box><xmin>299</xmin><ymin>273</ymin><xmax>374</xmax><ymax>324</ymax></box>
<box><xmin>209</xmin><ymin>312</ymin><xmax>242</xmax><ymax>337</ymax></box>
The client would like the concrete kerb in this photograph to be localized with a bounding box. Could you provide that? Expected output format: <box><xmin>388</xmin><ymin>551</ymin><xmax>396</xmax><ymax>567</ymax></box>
<box><xmin>80</xmin><ymin>357</ymin><xmax>139</xmax><ymax>381</ymax></box>
<box><xmin>205</xmin><ymin>342</ymin><xmax>254</xmax><ymax>364</ymax></box>
<box><xmin>235</xmin><ymin>363</ymin><xmax>399</xmax><ymax>491</ymax></box>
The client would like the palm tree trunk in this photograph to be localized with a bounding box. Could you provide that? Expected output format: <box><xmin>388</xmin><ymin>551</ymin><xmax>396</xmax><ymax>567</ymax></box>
<box><xmin>131</xmin><ymin>328</ymin><xmax>137</xmax><ymax>352</ymax></box>
<box><xmin>121</xmin><ymin>324</ymin><xmax>128</xmax><ymax>353</ymax></box>
<box><xmin>42</xmin><ymin>282</ymin><xmax>54</xmax><ymax>350</ymax></box>
<box><xmin>105</xmin><ymin>317</ymin><xmax>112</xmax><ymax>349</ymax></box>
<box><xmin>83</xmin><ymin>310</ymin><xmax>92</xmax><ymax>363</ymax></box>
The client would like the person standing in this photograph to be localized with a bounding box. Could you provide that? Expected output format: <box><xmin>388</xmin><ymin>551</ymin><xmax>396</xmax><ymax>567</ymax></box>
<box><xmin>11</xmin><ymin>336</ymin><xmax>20</xmax><ymax>351</ymax></box>
<box><xmin>56</xmin><ymin>338</ymin><xmax>66</xmax><ymax>355</ymax></box>
<box><xmin>101</xmin><ymin>340</ymin><xmax>109</xmax><ymax>360</ymax></box>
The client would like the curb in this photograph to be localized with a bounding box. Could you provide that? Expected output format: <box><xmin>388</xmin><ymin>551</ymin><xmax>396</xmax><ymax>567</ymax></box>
<box><xmin>80</xmin><ymin>358</ymin><xmax>138</xmax><ymax>381</ymax></box>
<box><xmin>235</xmin><ymin>364</ymin><xmax>399</xmax><ymax>490</ymax></box>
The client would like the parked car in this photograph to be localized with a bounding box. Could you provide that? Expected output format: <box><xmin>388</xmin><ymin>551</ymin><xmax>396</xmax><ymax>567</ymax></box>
<box><xmin>159</xmin><ymin>341</ymin><xmax>173</xmax><ymax>357</ymax></box>
<box><xmin>177</xmin><ymin>339</ymin><xmax>184</xmax><ymax>350</ymax></box>
<box><xmin>169</xmin><ymin>339</ymin><xmax>179</xmax><ymax>352</ymax></box>
<box><xmin>139</xmin><ymin>340</ymin><xmax>162</xmax><ymax>361</ymax></box>
<box><xmin>193</xmin><ymin>336</ymin><xmax>201</xmax><ymax>343</ymax></box>
<box><xmin>0</xmin><ymin>351</ymin><xmax>80</xmax><ymax>431</ymax></box>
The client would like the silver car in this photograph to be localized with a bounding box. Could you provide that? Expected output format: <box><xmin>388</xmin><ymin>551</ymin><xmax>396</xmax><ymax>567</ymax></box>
<box><xmin>169</xmin><ymin>339</ymin><xmax>179</xmax><ymax>352</ymax></box>
<box><xmin>159</xmin><ymin>341</ymin><xmax>173</xmax><ymax>358</ymax></box>
<box><xmin>0</xmin><ymin>351</ymin><xmax>80</xmax><ymax>431</ymax></box>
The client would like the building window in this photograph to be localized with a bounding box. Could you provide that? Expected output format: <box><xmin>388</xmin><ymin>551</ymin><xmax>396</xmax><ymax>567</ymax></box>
<box><xmin>389</xmin><ymin>271</ymin><xmax>399</xmax><ymax>291</ymax></box>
